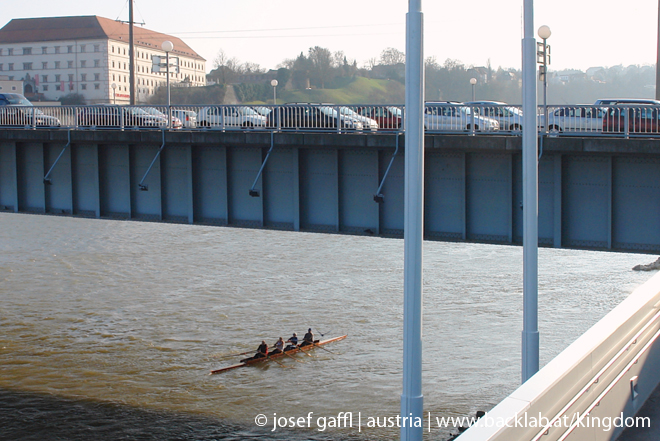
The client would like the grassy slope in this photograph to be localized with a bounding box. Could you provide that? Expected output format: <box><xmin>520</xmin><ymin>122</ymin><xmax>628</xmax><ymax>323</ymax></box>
<box><xmin>276</xmin><ymin>77</ymin><xmax>405</xmax><ymax>105</ymax></box>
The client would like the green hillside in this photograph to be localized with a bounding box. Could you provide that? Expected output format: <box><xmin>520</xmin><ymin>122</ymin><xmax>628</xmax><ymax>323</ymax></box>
<box><xmin>278</xmin><ymin>77</ymin><xmax>404</xmax><ymax>105</ymax></box>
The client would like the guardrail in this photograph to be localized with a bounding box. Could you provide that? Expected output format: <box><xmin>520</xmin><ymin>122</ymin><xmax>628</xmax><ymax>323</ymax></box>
<box><xmin>1</xmin><ymin>103</ymin><xmax>659</xmax><ymax>138</ymax></box>
<box><xmin>456</xmin><ymin>271</ymin><xmax>660</xmax><ymax>441</ymax></box>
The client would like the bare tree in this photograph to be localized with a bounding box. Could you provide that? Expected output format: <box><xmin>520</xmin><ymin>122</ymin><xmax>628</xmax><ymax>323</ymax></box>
<box><xmin>380</xmin><ymin>47</ymin><xmax>405</xmax><ymax>66</ymax></box>
<box><xmin>308</xmin><ymin>46</ymin><xmax>334</xmax><ymax>88</ymax></box>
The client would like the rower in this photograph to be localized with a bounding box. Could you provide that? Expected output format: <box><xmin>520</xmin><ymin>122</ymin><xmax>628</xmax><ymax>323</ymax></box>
<box><xmin>300</xmin><ymin>328</ymin><xmax>314</xmax><ymax>347</ymax></box>
<box><xmin>271</xmin><ymin>337</ymin><xmax>284</xmax><ymax>354</ymax></box>
<box><xmin>285</xmin><ymin>333</ymin><xmax>298</xmax><ymax>351</ymax></box>
<box><xmin>253</xmin><ymin>340</ymin><xmax>268</xmax><ymax>359</ymax></box>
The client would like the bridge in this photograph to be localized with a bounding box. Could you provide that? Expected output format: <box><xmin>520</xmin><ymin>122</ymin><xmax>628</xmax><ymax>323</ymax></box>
<box><xmin>1</xmin><ymin>125</ymin><xmax>659</xmax><ymax>253</ymax></box>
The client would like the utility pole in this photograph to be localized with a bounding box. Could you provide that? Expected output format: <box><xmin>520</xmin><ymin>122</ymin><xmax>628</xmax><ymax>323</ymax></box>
<box><xmin>656</xmin><ymin>0</ymin><xmax>660</xmax><ymax>100</ymax></box>
<box><xmin>129</xmin><ymin>0</ymin><xmax>135</xmax><ymax>105</ymax></box>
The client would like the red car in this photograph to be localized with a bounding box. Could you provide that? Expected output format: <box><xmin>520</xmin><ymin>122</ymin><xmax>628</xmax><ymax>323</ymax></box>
<box><xmin>358</xmin><ymin>106</ymin><xmax>402</xmax><ymax>130</ymax></box>
<box><xmin>603</xmin><ymin>106</ymin><xmax>660</xmax><ymax>133</ymax></box>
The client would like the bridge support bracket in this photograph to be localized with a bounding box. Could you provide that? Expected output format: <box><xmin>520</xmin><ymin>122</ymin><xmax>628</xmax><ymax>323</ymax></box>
<box><xmin>138</xmin><ymin>129</ymin><xmax>167</xmax><ymax>192</ymax></box>
<box><xmin>373</xmin><ymin>133</ymin><xmax>401</xmax><ymax>203</ymax></box>
<box><xmin>249</xmin><ymin>132</ymin><xmax>275</xmax><ymax>197</ymax></box>
<box><xmin>43</xmin><ymin>130</ymin><xmax>72</xmax><ymax>185</ymax></box>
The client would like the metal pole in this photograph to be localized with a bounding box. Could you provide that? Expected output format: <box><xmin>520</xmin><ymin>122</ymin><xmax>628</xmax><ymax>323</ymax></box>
<box><xmin>656</xmin><ymin>0</ymin><xmax>660</xmax><ymax>100</ymax></box>
<box><xmin>166</xmin><ymin>52</ymin><xmax>171</xmax><ymax>108</ymax></box>
<box><xmin>472</xmin><ymin>84</ymin><xmax>475</xmax><ymax>102</ymax></box>
<box><xmin>401</xmin><ymin>0</ymin><xmax>424</xmax><ymax>440</ymax></box>
<box><xmin>129</xmin><ymin>0</ymin><xmax>135</xmax><ymax>105</ymax></box>
<box><xmin>522</xmin><ymin>0</ymin><xmax>540</xmax><ymax>383</ymax></box>
<box><xmin>543</xmin><ymin>38</ymin><xmax>548</xmax><ymax>134</ymax></box>
<box><xmin>273</xmin><ymin>86</ymin><xmax>277</xmax><ymax>105</ymax></box>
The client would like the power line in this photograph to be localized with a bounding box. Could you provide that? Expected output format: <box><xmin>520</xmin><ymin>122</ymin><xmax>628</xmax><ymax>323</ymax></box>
<box><xmin>169</xmin><ymin>23</ymin><xmax>403</xmax><ymax>36</ymax></box>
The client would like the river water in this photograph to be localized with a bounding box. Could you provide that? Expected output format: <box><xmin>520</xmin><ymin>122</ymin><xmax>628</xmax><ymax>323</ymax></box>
<box><xmin>0</xmin><ymin>212</ymin><xmax>653</xmax><ymax>440</ymax></box>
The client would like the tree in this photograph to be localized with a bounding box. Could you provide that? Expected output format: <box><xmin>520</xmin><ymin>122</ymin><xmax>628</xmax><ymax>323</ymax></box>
<box><xmin>308</xmin><ymin>46</ymin><xmax>334</xmax><ymax>89</ymax></box>
<box><xmin>380</xmin><ymin>48</ymin><xmax>405</xmax><ymax>66</ymax></box>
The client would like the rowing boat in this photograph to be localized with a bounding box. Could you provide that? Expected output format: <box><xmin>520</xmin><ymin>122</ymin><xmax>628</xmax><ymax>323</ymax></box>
<box><xmin>209</xmin><ymin>334</ymin><xmax>347</xmax><ymax>374</ymax></box>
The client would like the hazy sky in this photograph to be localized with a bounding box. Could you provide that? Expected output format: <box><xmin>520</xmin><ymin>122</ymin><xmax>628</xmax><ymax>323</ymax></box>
<box><xmin>2</xmin><ymin>1</ymin><xmax>658</xmax><ymax>72</ymax></box>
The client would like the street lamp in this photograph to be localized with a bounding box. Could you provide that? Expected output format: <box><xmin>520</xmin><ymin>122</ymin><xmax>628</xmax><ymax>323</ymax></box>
<box><xmin>162</xmin><ymin>41</ymin><xmax>174</xmax><ymax>108</ymax></box>
<box><xmin>111</xmin><ymin>82</ymin><xmax>116</xmax><ymax>104</ymax></box>
<box><xmin>270</xmin><ymin>79</ymin><xmax>278</xmax><ymax>105</ymax></box>
<box><xmin>537</xmin><ymin>25</ymin><xmax>551</xmax><ymax>133</ymax></box>
<box><xmin>470</xmin><ymin>77</ymin><xmax>477</xmax><ymax>101</ymax></box>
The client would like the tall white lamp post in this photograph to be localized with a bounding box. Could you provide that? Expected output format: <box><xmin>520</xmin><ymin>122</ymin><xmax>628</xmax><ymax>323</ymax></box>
<box><xmin>522</xmin><ymin>0</ymin><xmax>539</xmax><ymax>383</ymax></box>
<box><xmin>162</xmin><ymin>41</ymin><xmax>174</xmax><ymax>108</ymax></box>
<box><xmin>270</xmin><ymin>79</ymin><xmax>278</xmax><ymax>105</ymax></box>
<box><xmin>470</xmin><ymin>77</ymin><xmax>477</xmax><ymax>101</ymax></box>
<box><xmin>537</xmin><ymin>25</ymin><xmax>551</xmax><ymax>133</ymax></box>
<box><xmin>111</xmin><ymin>82</ymin><xmax>117</xmax><ymax>104</ymax></box>
<box><xmin>402</xmin><ymin>0</ymin><xmax>424</xmax><ymax>440</ymax></box>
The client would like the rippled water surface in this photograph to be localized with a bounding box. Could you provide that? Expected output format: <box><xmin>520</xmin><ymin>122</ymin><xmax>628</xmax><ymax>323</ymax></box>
<box><xmin>0</xmin><ymin>212</ymin><xmax>653</xmax><ymax>440</ymax></box>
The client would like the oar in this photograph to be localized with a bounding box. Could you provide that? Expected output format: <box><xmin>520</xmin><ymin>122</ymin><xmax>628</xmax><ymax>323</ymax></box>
<box><xmin>268</xmin><ymin>355</ymin><xmax>293</xmax><ymax>369</ymax></box>
<box><xmin>280</xmin><ymin>350</ymin><xmax>305</xmax><ymax>363</ymax></box>
<box><xmin>312</xmin><ymin>342</ymin><xmax>336</xmax><ymax>354</ymax></box>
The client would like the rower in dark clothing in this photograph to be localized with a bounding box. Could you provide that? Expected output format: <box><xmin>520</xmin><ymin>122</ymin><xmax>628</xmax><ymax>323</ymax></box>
<box><xmin>284</xmin><ymin>333</ymin><xmax>298</xmax><ymax>351</ymax></box>
<box><xmin>253</xmin><ymin>340</ymin><xmax>268</xmax><ymax>359</ymax></box>
<box><xmin>300</xmin><ymin>328</ymin><xmax>314</xmax><ymax>347</ymax></box>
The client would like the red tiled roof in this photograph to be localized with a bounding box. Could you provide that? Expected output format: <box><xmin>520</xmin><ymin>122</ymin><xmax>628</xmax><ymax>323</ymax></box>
<box><xmin>0</xmin><ymin>15</ymin><xmax>205</xmax><ymax>61</ymax></box>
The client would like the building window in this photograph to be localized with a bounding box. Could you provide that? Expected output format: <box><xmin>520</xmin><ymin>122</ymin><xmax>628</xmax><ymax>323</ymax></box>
<box><xmin>42</xmin><ymin>62</ymin><xmax>48</xmax><ymax>69</ymax></box>
<box><xmin>55</xmin><ymin>74</ymin><xmax>61</xmax><ymax>82</ymax></box>
<box><xmin>94</xmin><ymin>44</ymin><xmax>100</xmax><ymax>53</ymax></box>
<box><xmin>94</xmin><ymin>59</ymin><xmax>100</xmax><ymax>68</ymax></box>
<box><xmin>42</xmin><ymin>47</ymin><xmax>48</xmax><ymax>54</ymax></box>
<box><xmin>68</xmin><ymin>74</ymin><xmax>73</xmax><ymax>81</ymax></box>
<box><xmin>112</xmin><ymin>74</ymin><xmax>115</xmax><ymax>81</ymax></box>
<box><xmin>42</xmin><ymin>75</ymin><xmax>48</xmax><ymax>82</ymax></box>
<box><xmin>0</xmin><ymin>64</ymin><xmax>2</xmax><ymax>71</ymax></box>
<box><xmin>68</xmin><ymin>61</ymin><xmax>73</xmax><ymax>68</ymax></box>
<box><xmin>55</xmin><ymin>46</ymin><xmax>60</xmax><ymax>54</ymax></box>
<box><xmin>67</xmin><ymin>46</ymin><xmax>73</xmax><ymax>53</ymax></box>
<box><xmin>112</xmin><ymin>46</ymin><xmax>114</xmax><ymax>53</ymax></box>
<box><xmin>94</xmin><ymin>83</ymin><xmax>100</xmax><ymax>90</ymax></box>
<box><xmin>23</xmin><ymin>63</ymin><xmax>32</xmax><ymax>70</ymax></box>
<box><xmin>8</xmin><ymin>63</ymin><xmax>13</xmax><ymax>71</ymax></box>
<box><xmin>7</xmin><ymin>49</ymin><xmax>13</xmax><ymax>56</ymax></box>
<box><xmin>22</xmin><ymin>47</ymin><xmax>32</xmax><ymax>55</ymax></box>
<box><xmin>80</xmin><ymin>45</ymin><xmax>86</xmax><ymax>53</ymax></box>
<box><xmin>94</xmin><ymin>73</ymin><xmax>100</xmax><ymax>81</ymax></box>
<box><xmin>112</xmin><ymin>61</ymin><xmax>115</xmax><ymax>68</ymax></box>
<box><xmin>43</xmin><ymin>85</ymin><xmax>48</xmax><ymax>91</ymax></box>
<box><xmin>80</xmin><ymin>60</ymin><xmax>86</xmax><ymax>68</ymax></box>
<box><xmin>81</xmin><ymin>84</ymin><xmax>87</xmax><ymax>90</ymax></box>
<box><xmin>55</xmin><ymin>61</ymin><xmax>60</xmax><ymax>69</ymax></box>
<box><xmin>56</xmin><ymin>84</ymin><xmax>61</xmax><ymax>91</ymax></box>
<box><xmin>69</xmin><ymin>83</ymin><xmax>74</xmax><ymax>91</ymax></box>
<box><xmin>81</xmin><ymin>74</ymin><xmax>87</xmax><ymax>82</ymax></box>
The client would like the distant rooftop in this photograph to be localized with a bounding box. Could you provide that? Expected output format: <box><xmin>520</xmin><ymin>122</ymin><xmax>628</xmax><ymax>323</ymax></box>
<box><xmin>0</xmin><ymin>15</ymin><xmax>205</xmax><ymax>61</ymax></box>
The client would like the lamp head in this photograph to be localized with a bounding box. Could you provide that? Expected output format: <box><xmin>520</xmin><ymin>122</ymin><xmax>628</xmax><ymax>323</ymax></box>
<box><xmin>537</xmin><ymin>25</ymin><xmax>551</xmax><ymax>40</ymax></box>
<box><xmin>162</xmin><ymin>41</ymin><xmax>174</xmax><ymax>52</ymax></box>
<box><xmin>270</xmin><ymin>79</ymin><xmax>279</xmax><ymax>87</ymax></box>
<box><xmin>470</xmin><ymin>78</ymin><xmax>477</xmax><ymax>85</ymax></box>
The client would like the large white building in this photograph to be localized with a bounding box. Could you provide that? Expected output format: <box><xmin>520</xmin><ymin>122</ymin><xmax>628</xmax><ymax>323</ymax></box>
<box><xmin>0</xmin><ymin>16</ymin><xmax>206</xmax><ymax>104</ymax></box>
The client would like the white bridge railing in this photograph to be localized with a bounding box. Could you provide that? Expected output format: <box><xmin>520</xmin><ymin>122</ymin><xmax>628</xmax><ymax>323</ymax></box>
<box><xmin>456</xmin><ymin>271</ymin><xmax>660</xmax><ymax>441</ymax></box>
<box><xmin>1</xmin><ymin>103</ymin><xmax>659</xmax><ymax>138</ymax></box>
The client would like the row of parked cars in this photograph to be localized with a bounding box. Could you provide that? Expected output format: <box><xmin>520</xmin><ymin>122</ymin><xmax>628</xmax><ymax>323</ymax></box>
<box><xmin>2</xmin><ymin>92</ymin><xmax>660</xmax><ymax>134</ymax></box>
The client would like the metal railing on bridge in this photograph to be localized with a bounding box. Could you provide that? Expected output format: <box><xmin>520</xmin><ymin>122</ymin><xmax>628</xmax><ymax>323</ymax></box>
<box><xmin>1</xmin><ymin>103</ymin><xmax>659</xmax><ymax>138</ymax></box>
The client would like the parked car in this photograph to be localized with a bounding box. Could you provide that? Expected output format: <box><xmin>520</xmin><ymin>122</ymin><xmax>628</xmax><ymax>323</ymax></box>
<box><xmin>339</xmin><ymin>106</ymin><xmax>379</xmax><ymax>131</ymax></box>
<box><xmin>603</xmin><ymin>105</ymin><xmax>660</xmax><ymax>134</ymax></box>
<box><xmin>77</xmin><ymin>105</ymin><xmax>167</xmax><ymax>128</ymax></box>
<box><xmin>424</xmin><ymin>102</ymin><xmax>499</xmax><ymax>132</ymax></box>
<box><xmin>172</xmin><ymin>109</ymin><xmax>197</xmax><ymax>128</ymax></box>
<box><xmin>594</xmin><ymin>98</ymin><xmax>660</xmax><ymax>106</ymax></box>
<box><xmin>141</xmin><ymin>107</ymin><xmax>183</xmax><ymax>129</ymax></box>
<box><xmin>267</xmin><ymin>104</ymin><xmax>363</xmax><ymax>131</ymax></box>
<box><xmin>0</xmin><ymin>93</ymin><xmax>61</xmax><ymax>127</ymax></box>
<box><xmin>357</xmin><ymin>106</ymin><xmax>402</xmax><ymax>130</ymax></box>
<box><xmin>465</xmin><ymin>101</ymin><xmax>524</xmax><ymax>131</ymax></box>
<box><xmin>544</xmin><ymin>106</ymin><xmax>603</xmax><ymax>132</ymax></box>
<box><xmin>197</xmin><ymin>106</ymin><xmax>267</xmax><ymax>128</ymax></box>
